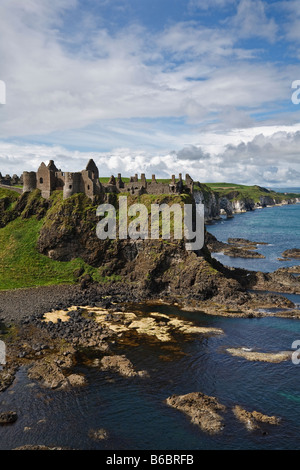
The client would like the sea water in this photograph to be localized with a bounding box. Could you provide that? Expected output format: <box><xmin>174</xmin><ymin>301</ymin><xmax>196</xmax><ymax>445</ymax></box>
<box><xmin>206</xmin><ymin>191</ymin><xmax>300</xmax><ymax>273</ymax></box>
<box><xmin>1</xmin><ymin>306</ymin><xmax>300</xmax><ymax>450</ymax></box>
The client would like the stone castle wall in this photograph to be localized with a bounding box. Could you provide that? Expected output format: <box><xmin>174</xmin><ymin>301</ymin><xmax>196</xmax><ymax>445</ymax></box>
<box><xmin>0</xmin><ymin>172</ymin><xmax>22</xmax><ymax>187</ymax></box>
<box><xmin>21</xmin><ymin>159</ymin><xmax>194</xmax><ymax>200</ymax></box>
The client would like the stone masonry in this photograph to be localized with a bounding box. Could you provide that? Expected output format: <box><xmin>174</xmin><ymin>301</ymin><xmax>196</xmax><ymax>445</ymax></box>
<box><xmin>22</xmin><ymin>160</ymin><xmax>194</xmax><ymax>200</ymax></box>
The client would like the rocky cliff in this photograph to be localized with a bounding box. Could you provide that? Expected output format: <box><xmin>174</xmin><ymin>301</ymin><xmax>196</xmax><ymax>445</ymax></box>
<box><xmin>192</xmin><ymin>183</ymin><xmax>300</xmax><ymax>221</ymax></box>
<box><xmin>0</xmin><ymin>188</ymin><xmax>250</xmax><ymax>305</ymax></box>
<box><xmin>208</xmin><ymin>185</ymin><xmax>300</xmax><ymax>216</ymax></box>
<box><xmin>0</xmin><ymin>187</ymin><xmax>299</xmax><ymax>311</ymax></box>
<box><xmin>193</xmin><ymin>185</ymin><xmax>220</xmax><ymax>222</ymax></box>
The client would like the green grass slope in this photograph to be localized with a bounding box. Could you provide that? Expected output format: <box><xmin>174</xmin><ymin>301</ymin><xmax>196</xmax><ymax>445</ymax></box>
<box><xmin>0</xmin><ymin>216</ymin><xmax>104</xmax><ymax>290</ymax></box>
<box><xmin>205</xmin><ymin>183</ymin><xmax>300</xmax><ymax>203</ymax></box>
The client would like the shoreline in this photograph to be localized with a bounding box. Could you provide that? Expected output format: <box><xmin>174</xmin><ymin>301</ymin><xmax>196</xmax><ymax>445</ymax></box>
<box><xmin>206</xmin><ymin>198</ymin><xmax>300</xmax><ymax>224</ymax></box>
<box><xmin>0</xmin><ymin>279</ymin><xmax>299</xmax><ymax>324</ymax></box>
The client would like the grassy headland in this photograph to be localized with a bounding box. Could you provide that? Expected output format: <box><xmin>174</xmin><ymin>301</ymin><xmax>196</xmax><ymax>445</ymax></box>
<box><xmin>0</xmin><ymin>188</ymin><xmax>192</xmax><ymax>290</ymax></box>
<box><xmin>205</xmin><ymin>182</ymin><xmax>300</xmax><ymax>203</ymax></box>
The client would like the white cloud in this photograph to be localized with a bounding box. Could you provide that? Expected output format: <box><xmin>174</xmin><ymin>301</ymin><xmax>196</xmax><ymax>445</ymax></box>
<box><xmin>278</xmin><ymin>1</ymin><xmax>300</xmax><ymax>46</ymax></box>
<box><xmin>229</xmin><ymin>0</ymin><xmax>278</xmax><ymax>42</ymax></box>
<box><xmin>175</xmin><ymin>145</ymin><xmax>211</xmax><ymax>161</ymax></box>
<box><xmin>0</xmin><ymin>0</ymin><xmax>292</xmax><ymax>143</ymax></box>
<box><xmin>1</xmin><ymin>123</ymin><xmax>300</xmax><ymax>187</ymax></box>
<box><xmin>0</xmin><ymin>0</ymin><xmax>299</xmax><ymax>189</ymax></box>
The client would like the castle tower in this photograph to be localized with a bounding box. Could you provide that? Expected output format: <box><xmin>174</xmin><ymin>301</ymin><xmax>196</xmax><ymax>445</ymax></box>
<box><xmin>63</xmin><ymin>172</ymin><xmax>81</xmax><ymax>199</ymax></box>
<box><xmin>185</xmin><ymin>174</ymin><xmax>194</xmax><ymax>193</ymax></box>
<box><xmin>36</xmin><ymin>162</ymin><xmax>57</xmax><ymax>199</ymax></box>
<box><xmin>117</xmin><ymin>173</ymin><xmax>124</xmax><ymax>189</ymax></box>
<box><xmin>23</xmin><ymin>172</ymin><xmax>37</xmax><ymax>193</ymax></box>
<box><xmin>47</xmin><ymin>160</ymin><xmax>58</xmax><ymax>172</ymax></box>
<box><xmin>86</xmin><ymin>159</ymin><xmax>99</xmax><ymax>180</ymax></box>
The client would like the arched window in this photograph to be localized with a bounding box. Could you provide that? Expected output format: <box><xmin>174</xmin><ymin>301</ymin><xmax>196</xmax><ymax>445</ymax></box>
<box><xmin>39</xmin><ymin>177</ymin><xmax>43</xmax><ymax>184</ymax></box>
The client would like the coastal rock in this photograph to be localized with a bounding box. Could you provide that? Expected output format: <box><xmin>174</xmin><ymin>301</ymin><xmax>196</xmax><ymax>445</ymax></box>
<box><xmin>91</xmin><ymin>306</ymin><xmax>223</xmax><ymax>342</ymax></box>
<box><xmin>219</xmin><ymin>197</ymin><xmax>233</xmax><ymax>218</ymax></box>
<box><xmin>250</xmin><ymin>269</ymin><xmax>300</xmax><ymax>295</ymax></box>
<box><xmin>28</xmin><ymin>359</ymin><xmax>69</xmax><ymax>390</ymax></box>
<box><xmin>166</xmin><ymin>392</ymin><xmax>226</xmax><ymax>434</ymax></box>
<box><xmin>226</xmin><ymin>347</ymin><xmax>292</xmax><ymax>363</ymax></box>
<box><xmin>27</xmin><ymin>346</ymin><xmax>78</xmax><ymax>390</ymax></box>
<box><xmin>66</xmin><ymin>374</ymin><xmax>87</xmax><ymax>387</ymax></box>
<box><xmin>227</xmin><ymin>238</ymin><xmax>268</xmax><ymax>247</ymax></box>
<box><xmin>193</xmin><ymin>188</ymin><xmax>220</xmax><ymax>222</ymax></box>
<box><xmin>206</xmin><ymin>233</ymin><xmax>266</xmax><ymax>259</ymax></box>
<box><xmin>0</xmin><ymin>367</ymin><xmax>17</xmax><ymax>393</ymax></box>
<box><xmin>233</xmin><ymin>405</ymin><xmax>280</xmax><ymax>431</ymax></box>
<box><xmin>100</xmin><ymin>354</ymin><xmax>148</xmax><ymax>378</ymax></box>
<box><xmin>281</xmin><ymin>249</ymin><xmax>300</xmax><ymax>259</ymax></box>
<box><xmin>231</xmin><ymin>198</ymin><xmax>255</xmax><ymax>213</ymax></box>
<box><xmin>223</xmin><ymin>246</ymin><xmax>265</xmax><ymax>259</ymax></box>
<box><xmin>88</xmin><ymin>428</ymin><xmax>109</xmax><ymax>441</ymax></box>
<box><xmin>0</xmin><ymin>411</ymin><xmax>18</xmax><ymax>425</ymax></box>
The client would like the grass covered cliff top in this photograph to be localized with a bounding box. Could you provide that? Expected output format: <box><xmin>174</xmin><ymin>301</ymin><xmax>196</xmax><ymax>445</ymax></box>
<box><xmin>0</xmin><ymin>188</ymin><xmax>193</xmax><ymax>290</ymax></box>
<box><xmin>205</xmin><ymin>183</ymin><xmax>300</xmax><ymax>203</ymax></box>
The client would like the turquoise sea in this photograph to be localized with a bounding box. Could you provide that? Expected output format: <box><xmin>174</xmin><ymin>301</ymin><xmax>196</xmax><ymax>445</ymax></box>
<box><xmin>0</xmin><ymin>191</ymin><xmax>299</xmax><ymax>450</ymax></box>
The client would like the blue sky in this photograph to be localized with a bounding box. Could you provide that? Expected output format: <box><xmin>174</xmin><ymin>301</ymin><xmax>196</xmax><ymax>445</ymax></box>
<box><xmin>0</xmin><ymin>0</ymin><xmax>300</xmax><ymax>186</ymax></box>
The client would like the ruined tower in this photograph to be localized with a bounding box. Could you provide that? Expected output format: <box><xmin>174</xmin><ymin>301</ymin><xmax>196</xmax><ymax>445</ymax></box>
<box><xmin>63</xmin><ymin>172</ymin><xmax>82</xmax><ymax>199</ymax></box>
<box><xmin>23</xmin><ymin>172</ymin><xmax>37</xmax><ymax>193</ymax></box>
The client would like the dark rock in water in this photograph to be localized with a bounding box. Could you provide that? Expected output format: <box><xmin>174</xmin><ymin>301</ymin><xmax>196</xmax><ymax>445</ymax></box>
<box><xmin>166</xmin><ymin>392</ymin><xmax>226</xmax><ymax>434</ymax></box>
<box><xmin>223</xmin><ymin>246</ymin><xmax>265</xmax><ymax>259</ymax></box>
<box><xmin>0</xmin><ymin>411</ymin><xmax>18</xmax><ymax>425</ymax></box>
<box><xmin>88</xmin><ymin>428</ymin><xmax>109</xmax><ymax>441</ymax></box>
<box><xmin>233</xmin><ymin>405</ymin><xmax>280</xmax><ymax>432</ymax></box>
<box><xmin>282</xmin><ymin>248</ymin><xmax>300</xmax><ymax>259</ymax></box>
<box><xmin>100</xmin><ymin>354</ymin><xmax>148</xmax><ymax>378</ymax></box>
<box><xmin>206</xmin><ymin>232</ymin><xmax>265</xmax><ymax>259</ymax></box>
<box><xmin>228</xmin><ymin>238</ymin><xmax>268</xmax><ymax>246</ymax></box>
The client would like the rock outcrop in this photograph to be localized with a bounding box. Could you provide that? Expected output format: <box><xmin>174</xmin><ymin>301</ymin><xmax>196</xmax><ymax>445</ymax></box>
<box><xmin>0</xmin><ymin>411</ymin><xmax>18</xmax><ymax>425</ymax></box>
<box><xmin>233</xmin><ymin>405</ymin><xmax>280</xmax><ymax>431</ymax></box>
<box><xmin>193</xmin><ymin>187</ymin><xmax>220</xmax><ymax>222</ymax></box>
<box><xmin>166</xmin><ymin>392</ymin><xmax>226</xmax><ymax>434</ymax></box>
<box><xmin>226</xmin><ymin>348</ymin><xmax>292</xmax><ymax>363</ymax></box>
<box><xmin>281</xmin><ymin>249</ymin><xmax>300</xmax><ymax>259</ymax></box>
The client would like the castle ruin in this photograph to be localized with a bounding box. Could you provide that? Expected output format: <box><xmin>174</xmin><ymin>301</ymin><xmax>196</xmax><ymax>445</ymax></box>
<box><xmin>22</xmin><ymin>160</ymin><xmax>194</xmax><ymax>200</ymax></box>
<box><xmin>0</xmin><ymin>172</ymin><xmax>22</xmax><ymax>186</ymax></box>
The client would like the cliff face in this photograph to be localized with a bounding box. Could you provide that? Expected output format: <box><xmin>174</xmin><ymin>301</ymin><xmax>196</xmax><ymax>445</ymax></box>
<box><xmin>192</xmin><ymin>184</ymin><xmax>300</xmax><ymax>220</ymax></box>
<box><xmin>193</xmin><ymin>185</ymin><xmax>220</xmax><ymax>222</ymax></box>
<box><xmin>34</xmin><ymin>190</ymin><xmax>246</xmax><ymax>303</ymax></box>
<box><xmin>214</xmin><ymin>192</ymin><xmax>300</xmax><ymax>216</ymax></box>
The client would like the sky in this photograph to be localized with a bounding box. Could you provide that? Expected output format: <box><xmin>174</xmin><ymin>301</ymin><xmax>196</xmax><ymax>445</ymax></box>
<box><xmin>0</xmin><ymin>0</ymin><xmax>300</xmax><ymax>187</ymax></box>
